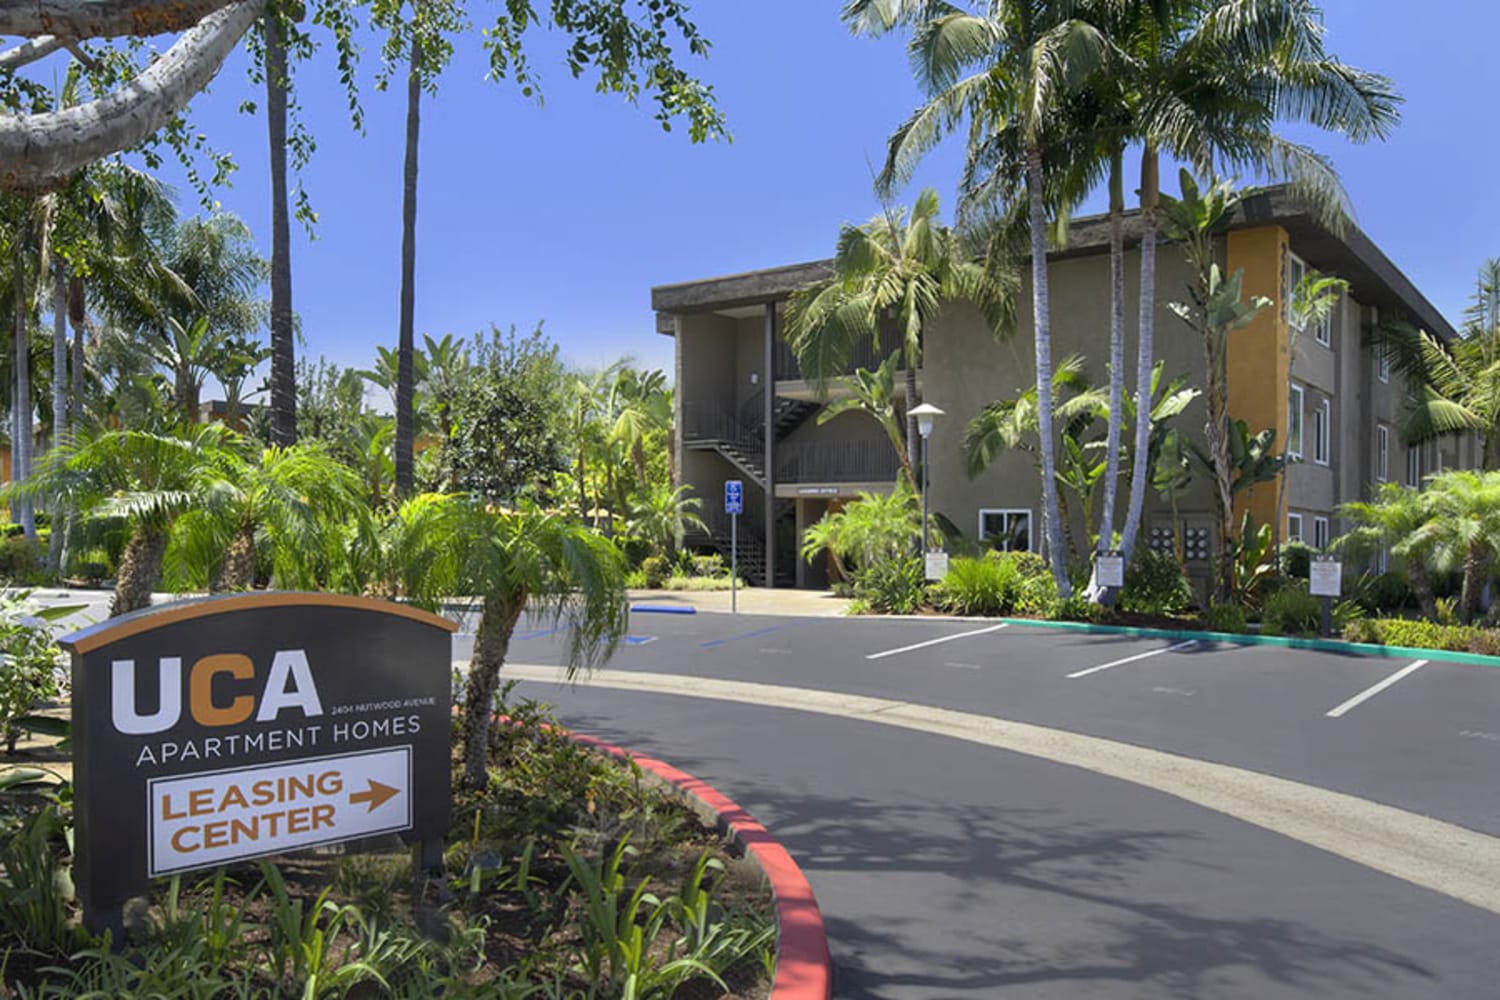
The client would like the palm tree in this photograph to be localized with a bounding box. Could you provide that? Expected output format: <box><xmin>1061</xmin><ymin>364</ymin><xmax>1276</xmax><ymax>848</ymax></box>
<box><xmin>1</xmin><ymin>192</ymin><xmax>48</xmax><ymax>542</ymax></box>
<box><xmin>167</xmin><ymin>442</ymin><xmax>370</xmax><ymax>594</ymax></box>
<box><xmin>11</xmin><ymin>424</ymin><xmax>237</xmax><ymax>615</ymax></box>
<box><xmin>784</xmin><ymin>188</ymin><xmax>1012</xmax><ymax>480</ymax></box>
<box><xmin>817</xmin><ymin>351</ymin><xmax>917</xmax><ymax>490</ymax></box>
<box><xmin>1419</xmin><ymin>471</ymin><xmax>1500</xmax><ymax>624</ymax></box>
<box><xmin>627</xmin><ymin>482</ymin><xmax>706</xmax><ymax>560</ymax></box>
<box><xmin>1374</xmin><ymin>260</ymin><xmax>1500</xmax><ymax>470</ymax></box>
<box><xmin>608</xmin><ymin>366</ymin><xmax>671</xmax><ymax>491</ymax></box>
<box><xmin>1337</xmin><ymin>483</ymin><xmax>1440</xmax><ymax>621</ymax></box>
<box><xmin>844</xmin><ymin>3</ymin><xmax>1109</xmax><ymax>595</ymax></box>
<box><xmin>385</xmin><ymin>496</ymin><xmax>628</xmax><ymax>788</ymax></box>
<box><xmin>1106</xmin><ymin>0</ymin><xmax>1400</xmax><ymax>571</ymax></box>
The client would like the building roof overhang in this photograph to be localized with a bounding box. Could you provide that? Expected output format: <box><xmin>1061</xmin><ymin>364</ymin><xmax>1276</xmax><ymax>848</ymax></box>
<box><xmin>650</xmin><ymin>185</ymin><xmax>1457</xmax><ymax>342</ymax></box>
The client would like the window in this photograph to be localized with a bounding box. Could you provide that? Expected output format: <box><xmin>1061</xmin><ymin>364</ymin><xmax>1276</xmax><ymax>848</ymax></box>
<box><xmin>979</xmin><ymin>509</ymin><xmax>1032</xmax><ymax>553</ymax></box>
<box><xmin>1313</xmin><ymin>398</ymin><xmax>1331</xmax><ymax>466</ymax></box>
<box><xmin>1313</xmin><ymin>292</ymin><xmax>1334</xmax><ymax>346</ymax></box>
<box><xmin>1377</xmin><ymin>425</ymin><xmax>1389</xmax><ymax>482</ymax></box>
<box><xmin>1313</xmin><ymin>516</ymin><xmax>1330</xmax><ymax>550</ymax></box>
<box><xmin>1406</xmin><ymin>446</ymin><xmax>1421</xmax><ymax>488</ymax></box>
<box><xmin>1286</xmin><ymin>253</ymin><xmax>1306</xmax><ymax>326</ymax></box>
<box><xmin>1288</xmin><ymin>383</ymin><xmax>1305</xmax><ymax>458</ymax></box>
<box><xmin>1287</xmin><ymin>513</ymin><xmax>1304</xmax><ymax>542</ymax></box>
<box><xmin>1378</xmin><ymin>348</ymin><xmax>1391</xmax><ymax>383</ymax></box>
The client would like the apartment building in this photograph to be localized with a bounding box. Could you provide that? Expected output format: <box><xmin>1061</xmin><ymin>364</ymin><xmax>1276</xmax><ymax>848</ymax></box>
<box><xmin>652</xmin><ymin>187</ymin><xmax>1460</xmax><ymax>590</ymax></box>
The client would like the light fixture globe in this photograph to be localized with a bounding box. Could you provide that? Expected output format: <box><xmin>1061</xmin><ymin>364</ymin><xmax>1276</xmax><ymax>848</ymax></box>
<box><xmin>909</xmin><ymin>402</ymin><xmax>945</xmax><ymax>438</ymax></box>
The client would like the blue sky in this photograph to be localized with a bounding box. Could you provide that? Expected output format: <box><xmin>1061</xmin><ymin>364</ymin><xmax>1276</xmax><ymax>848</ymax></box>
<box><xmin>137</xmin><ymin>0</ymin><xmax>1500</xmax><ymax>393</ymax></box>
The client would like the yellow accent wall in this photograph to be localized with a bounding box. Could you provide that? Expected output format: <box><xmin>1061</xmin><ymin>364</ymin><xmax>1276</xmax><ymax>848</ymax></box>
<box><xmin>1225</xmin><ymin>226</ymin><xmax>1290</xmax><ymax>538</ymax></box>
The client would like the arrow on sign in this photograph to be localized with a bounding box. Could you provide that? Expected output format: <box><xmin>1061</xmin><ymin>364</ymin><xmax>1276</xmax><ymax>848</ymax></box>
<box><xmin>348</xmin><ymin>779</ymin><xmax>400</xmax><ymax>812</ymax></box>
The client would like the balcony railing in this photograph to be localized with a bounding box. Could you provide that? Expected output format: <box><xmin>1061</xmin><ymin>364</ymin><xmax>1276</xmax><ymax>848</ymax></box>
<box><xmin>774</xmin><ymin>336</ymin><xmax>890</xmax><ymax>383</ymax></box>
<box><xmin>775</xmin><ymin>440</ymin><xmax>903</xmax><ymax>484</ymax></box>
<box><xmin>682</xmin><ymin>401</ymin><xmax>759</xmax><ymax>452</ymax></box>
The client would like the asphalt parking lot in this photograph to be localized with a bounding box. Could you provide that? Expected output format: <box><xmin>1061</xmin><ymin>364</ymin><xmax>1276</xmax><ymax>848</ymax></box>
<box><xmin>39</xmin><ymin>593</ymin><xmax>1500</xmax><ymax>997</ymax></box>
<box><xmin>464</xmin><ymin>607</ymin><xmax>1500</xmax><ymax>839</ymax></box>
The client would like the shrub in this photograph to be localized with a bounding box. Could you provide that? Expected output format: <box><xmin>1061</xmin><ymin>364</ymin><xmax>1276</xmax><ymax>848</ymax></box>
<box><xmin>1118</xmin><ymin>549</ymin><xmax>1192</xmax><ymax>615</ymax></box>
<box><xmin>1013</xmin><ymin>555</ymin><xmax>1058</xmax><ymax>616</ymax></box>
<box><xmin>1261</xmin><ymin>583</ymin><xmax>1323</xmax><ymax>637</ymax></box>
<box><xmin>1053</xmin><ymin>594</ymin><xmax>1107</xmax><ymax>623</ymax></box>
<box><xmin>688</xmin><ymin>553</ymin><xmax>726</xmax><ymax>578</ymax></box>
<box><xmin>852</xmin><ymin>556</ymin><xmax>926</xmax><ymax>615</ymax></box>
<box><xmin>934</xmin><ymin>554</ymin><xmax>1020</xmax><ymax>616</ymax></box>
<box><xmin>0</xmin><ymin>595</ymin><xmax>68</xmax><ymax>752</ymax></box>
<box><xmin>1339</xmin><ymin>617</ymin><xmax>1500</xmax><ymax>655</ymax></box>
<box><xmin>1280</xmin><ymin>540</ymin><xmax>1314</xmax><ymax>579</ymax></box>
<box><xmin>1357</xmin><ymin>571</ymin><xmax>1411</xmax><ymax>613</ymax></box>
<box><xmin>0</xmin><ymin>536</ymin><xmax>38</xmax><ymax>579</ymax></box>
<box><xmin>1204</xmin><ymin>602</ymin><xmax>1247</xmax><ymax>634</ymax></box>
<box><xmin>640</xmin><ymin>555</ymin><xmax>669</xmax><ymax>589</ymax></box>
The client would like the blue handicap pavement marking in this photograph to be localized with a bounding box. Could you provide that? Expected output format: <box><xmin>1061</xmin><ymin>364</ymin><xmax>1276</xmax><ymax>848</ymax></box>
<box><xmin>622</xmin><ymin>635</ymin><xmax>658</xmax><ymax>646</ymax></box>
<box><xmin>699</xmin><ymin>625</ymin><xmax>786</xmax><ymax>649</ymax></box>
<box><xmin>512</xmin><ymin>627</ymin><xmax>563</xmax><ymax>641</ymax></box>
<box><xmin>630</xmin><ymin>604</ymin><xmax>696</xmax><ymax>615</ymax></box>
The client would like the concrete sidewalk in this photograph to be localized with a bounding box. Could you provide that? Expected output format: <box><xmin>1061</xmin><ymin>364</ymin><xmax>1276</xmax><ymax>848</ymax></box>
<box><xmin>628</xmin><ymin>587</ymin><xmax>851</xmax><ymax>617</ymax></box>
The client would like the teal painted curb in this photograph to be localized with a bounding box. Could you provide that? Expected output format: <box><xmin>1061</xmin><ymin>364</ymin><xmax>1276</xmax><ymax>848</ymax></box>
<box><xmin>995</xmin><ymin>616</ymin><xmax>1500</xmax><ymax>669</ymax></box>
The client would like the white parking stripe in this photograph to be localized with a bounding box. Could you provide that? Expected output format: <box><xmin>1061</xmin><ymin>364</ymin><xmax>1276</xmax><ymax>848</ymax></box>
<box><xmin>1326</xmin><ymin>660</ymin><xmax>1429</xmax><ymax>718</ymax></box>
<box><xmin>865</xmin><ymin>623</ymin><xmax>1010</xmax><ymax>660</ymax></box>
<box><xmin>1066</xmin><ymin>640</ymin><xmax>1198</xmax><ymax>678</ymax></box>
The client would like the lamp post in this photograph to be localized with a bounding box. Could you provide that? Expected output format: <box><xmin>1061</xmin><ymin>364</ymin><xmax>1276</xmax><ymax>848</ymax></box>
<box><xmin>908</xmin><ymin>402</ymin><xmax>944</xmax><ymax>552</ymax></box>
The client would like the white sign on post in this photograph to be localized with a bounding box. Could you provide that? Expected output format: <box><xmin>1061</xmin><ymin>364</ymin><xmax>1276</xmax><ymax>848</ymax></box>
<box><xmin>1309</xmin><ymin>555</ymin><xmax>1343</xmax><ymax>597</ymax></box>
<box><xmin>148</xmin><ymin>746</ymin><xmax>412</xmax><ymax>876</ymax></box>
<box><xmin>1096</xmin><ymin>552</ymin><xmax>1126</xmax><ymax>589</ymax></box>
<box><xmin>925</xmin><ymin>551</ymin><xmax>950</xmax><ymax>581</ymax></box>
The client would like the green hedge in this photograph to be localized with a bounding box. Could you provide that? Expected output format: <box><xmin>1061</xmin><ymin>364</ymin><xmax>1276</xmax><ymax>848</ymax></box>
<box><xmin>1343</xmin><ymin>618</ymin><xmax>1500</xmax><ymax>656</ymax></box>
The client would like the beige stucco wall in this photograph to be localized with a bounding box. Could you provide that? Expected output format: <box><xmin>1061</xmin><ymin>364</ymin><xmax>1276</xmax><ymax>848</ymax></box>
<box><xmin>923</xmin><ymin>243</ymin><xmax>1214</xmax><ymax>553</ymax></box>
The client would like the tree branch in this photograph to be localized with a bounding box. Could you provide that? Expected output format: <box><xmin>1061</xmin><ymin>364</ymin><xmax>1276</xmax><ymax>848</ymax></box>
<box><xmin>0</xmin><ymin>1</ymin><xmax>245</xmax><ymax>40</ymax></box>
<box><xmin>0</xmin><ymin>0</ymin><xmax>265</xmax><ymax>192</ymax></box>
<box><xmin>0</xmin><ymin>33</ymin><xmax>62</xmax><ymax>68</ymax></box>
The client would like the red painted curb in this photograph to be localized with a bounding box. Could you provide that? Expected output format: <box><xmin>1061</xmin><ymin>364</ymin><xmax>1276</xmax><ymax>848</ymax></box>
<box><xmin>565</xmin><ymin>730</ymin><xmax>834</xmax><ymax>1000</ymax></box>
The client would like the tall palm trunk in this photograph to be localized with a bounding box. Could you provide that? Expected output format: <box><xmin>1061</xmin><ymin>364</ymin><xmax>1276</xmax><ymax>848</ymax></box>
<box><xmin>462</xmin><ymin>593</ymin><xmax>525</xmax><ymax>788</ymax></box>
<box><xmin>1119</xmin><ymin>147</ymin><xmax>1160</xmax><ymax>569</ymax></box>
<box><xmin>903</xmin><ymin>363</ymin><xmax>920</xmax><ymax>487</ymax></box>
<box><xmin>48</xmin><ymin>258</ymin><xmax>67</xmax><ymax>569</ymax></box>
<box><xmin>11</xmin><ymin>230</ymin><xmax>34</xmax><ymax>543</ymax></box>
<box><xmin>394</xmin><ymin>23</ymin><xmax>422</xmax><ymax>496</ymax></box>
<box><xmin>1026</xmin><ymin>147</ymin><xmax>1068</xmax><ymax>596</ymax></box>
<box><xmin>212</xmin><ymin>524</ymin><xmax>258</xmax><ymax>592</ymax></box>
<box><xmin>1461</xmin><ymin>542</ymin><xmax>1490</xmax><ymax>625</ymax></box>
<box><xmin>265</xmin><ymin>14</ymin><xmax>297</xmax><ymax>446</ymax></box>
<box><xmin>1088</xmin><ymin>148</ymin><xmax>1127</xmax><ymax>602</ymax></box>
<box><xmin>68</xmin><ymin>274</ymin><xmax>84</xmax><ymax>429</ymax></box>
<box><xmin>112</xmin><ymin>524</ymin><xmax>168</xmax><ymax>617</ymax></box>
<box><xmin>1407</xmin><ymin>554</ymin><xmax>1438</xmax><ymax>622</ymax></box>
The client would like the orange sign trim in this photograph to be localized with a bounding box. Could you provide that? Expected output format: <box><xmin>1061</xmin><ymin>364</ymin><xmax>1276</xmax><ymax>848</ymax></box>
<box><xmin>62</xmin><ymin>592</ymin><xmax>459</xmax><ymax>654</ymax></box>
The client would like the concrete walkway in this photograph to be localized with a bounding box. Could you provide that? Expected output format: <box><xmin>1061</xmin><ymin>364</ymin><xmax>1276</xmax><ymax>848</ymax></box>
<box><xmin>629</xmin><ymin>587</ymin><xmax>852</xmax><ymax>617</ymax></box>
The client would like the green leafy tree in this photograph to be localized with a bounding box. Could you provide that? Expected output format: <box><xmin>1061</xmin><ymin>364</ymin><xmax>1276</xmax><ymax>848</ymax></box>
<box><xmin>447</xmin><ymin>372</ymin><xmax>565</xmax><ymax>506</ymax></box>
<box><xmin>785</xmin><ymin>188</ymin><xmax>1012</xmax><ymax>483</ymax></box>
<box><xmin>10</xmin><ymin>424</ymin><xmax>238</xmax><ymax>615</ymax></box>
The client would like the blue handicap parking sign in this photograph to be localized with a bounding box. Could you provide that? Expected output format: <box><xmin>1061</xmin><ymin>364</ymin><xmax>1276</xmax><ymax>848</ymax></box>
<box><xmin>724</xmin><ymin>479</ymin><xmax>743</xmax><ymax>514</ymax></box>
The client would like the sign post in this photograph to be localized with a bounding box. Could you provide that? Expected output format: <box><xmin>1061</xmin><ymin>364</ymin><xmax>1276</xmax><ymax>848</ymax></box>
<box><xmin>59</xmin><ymin>593</ymin><xmax>457</xmax><ymax>936</ymax></box>
<box><xmin>1309</xmin><ymin>554</ymin><xmax>1343</xmax><ymax>637</ymax></box>
<box><xmin>724</xmin><ymin>480</ymin><xmax>743</xmax><ymax>613</ymax></box>
<box><xmin>1096</xmin><ymin>551</ymin><xmax>1126</xmax><ymax>591</ymax></box>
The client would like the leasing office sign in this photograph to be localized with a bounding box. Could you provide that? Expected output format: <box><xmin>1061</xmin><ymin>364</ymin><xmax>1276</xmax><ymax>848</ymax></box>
<box><xmin>59</xmin><ymin>593</ymin><xmax>457</xmax><ymax>932</ymax></box>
